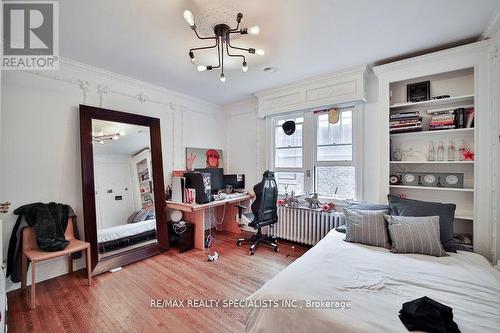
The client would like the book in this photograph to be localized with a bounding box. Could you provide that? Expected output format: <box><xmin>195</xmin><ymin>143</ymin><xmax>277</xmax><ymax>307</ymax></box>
<box><xmin>465</xmin><ymin>108</ymin><xmax>474</xmax><ymax>128</ymax></box>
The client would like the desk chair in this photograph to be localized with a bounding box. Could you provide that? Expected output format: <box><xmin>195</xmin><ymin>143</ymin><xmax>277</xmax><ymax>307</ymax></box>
<box><xmin>236</xmin><ymin>171</ymin><xmax>279</xmax><ymax>255</ymax></box>
<box><xmin>21</xmin><ymin>219</ymin><xmax>92</xmax><ymax>309</ymax></box>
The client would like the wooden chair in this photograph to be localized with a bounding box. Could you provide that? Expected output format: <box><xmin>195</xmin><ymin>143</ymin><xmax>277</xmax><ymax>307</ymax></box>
<box><xmin>21</xmin><ymin>219</ymin><xmax>92</xmax><ymax>309</ymax></box>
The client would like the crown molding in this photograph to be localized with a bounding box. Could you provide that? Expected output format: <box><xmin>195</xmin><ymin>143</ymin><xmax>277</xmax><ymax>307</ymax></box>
<box><xmin>373</xmin><ymin>40</ymin><xmax>492</xmax><ymax>76</ymax></box>
<box><xmin>254</xmin><ymin>65</ymin><xmax>367</xmax><ymax>118</ymax></box>
<box><xmin>60</xmin><ymin>57</ymin><xmax>220</xmax><ymax>111</ymax></box>
<box><xmin>481</xmin><ymin>2</ymin><xmax>500</xmax><ymax>40</ymax></box>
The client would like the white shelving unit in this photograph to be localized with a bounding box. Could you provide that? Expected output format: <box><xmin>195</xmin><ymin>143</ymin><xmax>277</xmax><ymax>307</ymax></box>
<box><xmin>373</xmin><ymin>41</ymin><xmax>495</xmax><ymax>260</ymax></box>
<box><xmin>387</xmin><ymin>68</ymin><xmax>476</xmax><ymax>249</ymax></box>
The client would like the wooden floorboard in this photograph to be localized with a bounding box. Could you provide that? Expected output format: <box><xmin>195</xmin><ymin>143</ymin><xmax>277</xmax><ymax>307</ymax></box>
<box><xmin>8</xmin><ymin>232</ymin><xmax>308</xmax><ymax>333</ymax></box>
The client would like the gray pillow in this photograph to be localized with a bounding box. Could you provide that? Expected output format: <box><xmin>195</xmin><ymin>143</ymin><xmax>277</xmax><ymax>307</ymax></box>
<box><xmin>388</xmin><ymin>195</ymin><xmax>456</xmax><ymax>252</ymax></box>
<box><xmin>344</xmin><ymin>208</ymin><xmax>391</xmax><ymax>248</ymax></box>
<box><xmin>384</xmin><ymin>215</ymin><xmax>447</xmax><ymax>257</ymax></box>
<box><xmin>335</xmin><ymin>225</ymin><xmax>346</xmax><ymax>233</ymax></box>
<box><xmin>347</xmin><ymin>200</ymin><xmax>390</xmax><ymax>211</ymax></box>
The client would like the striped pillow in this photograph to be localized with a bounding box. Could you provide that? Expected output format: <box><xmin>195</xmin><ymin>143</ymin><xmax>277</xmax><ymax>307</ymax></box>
<box><xmin>384</xmin><ymin>215</ymin><xmax>447</xmax><ymax>257</ymax></box>
<box><xmin>344</xmin><ymin>208</ymin><xmax>391</xmax><ymax>248</ymax></box>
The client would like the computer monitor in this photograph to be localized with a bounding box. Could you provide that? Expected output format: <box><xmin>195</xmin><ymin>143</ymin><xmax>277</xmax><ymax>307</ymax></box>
<box><xmin>194</xmin><ymin>168</ymin><xmax>224</xmax><ymax>192</ymax></box>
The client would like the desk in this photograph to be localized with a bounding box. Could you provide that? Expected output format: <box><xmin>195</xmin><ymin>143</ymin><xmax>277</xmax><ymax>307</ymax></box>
<box><xmin>166</xmin><ymin>194</ymin><xmax>252</xmax><ymax>250</ymax></box>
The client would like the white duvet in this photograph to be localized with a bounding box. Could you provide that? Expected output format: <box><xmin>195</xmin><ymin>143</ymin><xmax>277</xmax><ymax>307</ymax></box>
<box><xmin>247</xmin><ymin>230</ymin><xmax>500</xmax><ymax>333</ymax></box>
<box><xmin>97</xmin><ymin>219</ymin><xmax>156</xmax><ymax>243</ymax></box>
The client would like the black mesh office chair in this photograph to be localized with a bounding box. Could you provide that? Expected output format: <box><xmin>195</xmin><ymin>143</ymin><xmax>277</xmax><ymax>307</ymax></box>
<box><xmin>236</xmin><ymin>170</ymin><xmax>279</xmax><ymax>255</ymax></box>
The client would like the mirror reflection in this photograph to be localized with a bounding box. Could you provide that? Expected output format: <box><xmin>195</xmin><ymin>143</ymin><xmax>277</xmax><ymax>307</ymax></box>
<box><xmin>92</xmin><ymin>119</ymin><xmax>157</xmax><ymax>260</ymax></box>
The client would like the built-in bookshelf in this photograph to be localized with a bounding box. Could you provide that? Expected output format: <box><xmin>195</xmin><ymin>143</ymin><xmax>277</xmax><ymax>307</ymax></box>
<box><xmin>374</xmin><ymin>41</ymin><xmax>495</xmax><ymax>259</ymax></box>
<box><xmin>388</xmin><ymin>68</ymin><xmax>475</xmax><ymax>246</ymax></box>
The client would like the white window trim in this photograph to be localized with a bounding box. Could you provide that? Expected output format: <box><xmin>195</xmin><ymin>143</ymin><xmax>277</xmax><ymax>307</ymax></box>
<box><xmin>266</xmin><ymin>104</ymin><xmax>364</xmax><ymax>202</ymax></box>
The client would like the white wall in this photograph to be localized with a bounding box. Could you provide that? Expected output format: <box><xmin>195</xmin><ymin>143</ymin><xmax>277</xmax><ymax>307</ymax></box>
<box><xmin>0</xmin><ymin>59</ymin><xmax>225</xmax><ymax>291</ymax></box>
<box><xmin>493</xmin><ymin>31</ymin><xmax>500</xmax><ymax>264</ymax></box>
<box><xmin>223</xmin><ymin>98</ymin><xmax>266</xmax><ymax>191</ymax></box>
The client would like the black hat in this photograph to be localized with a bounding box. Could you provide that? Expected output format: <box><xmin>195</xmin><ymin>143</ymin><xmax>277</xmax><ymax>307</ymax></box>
<box><xmin>282</xmin><ymin>120</ymin><xmax>296</xmax><ymax>135</ymax></box>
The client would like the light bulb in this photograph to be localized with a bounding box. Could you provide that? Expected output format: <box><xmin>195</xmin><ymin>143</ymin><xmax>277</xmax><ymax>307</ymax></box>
<box><xmin>242</xmin><ymin>61</ymin><xmax>248</xmax><ymax>72</ymax></box>
<box><xmin>197</xmin><ymin>65</ymin><xmax>207</xmax><ymax>72</ymax></box>
<box><xmin>248</xmin><ymin>26</ymin><xmax>260</xmax><ymax>35</ymax></box>
<box><xmin>183</xmin><ymin>10</ymin><xmax>195</xmax><ymax>27</ymax></box>
<box><xmin>99</xmin><ymin>140</ymin><xmax>105</xmax><ymax>145</ymax></box>
<box><xmin>112</xmin><ymin>135</ymin><xmax>119</xmax><ymax>140</ymax></box>
<box><xmin>190</xmin><ymin>57</ymin><xmax>197</xmax><ymax>64</ymax></box>
<box><xmin>119</xmin><ymin>132</ymin><xmax>126</xmax><ymax>136</ymax></box>
<box><xmin>220</xmin><ymin>73</ymin><xmax>226</xmax><ymax>83</ymax></box>
<box><xmin>256</xmin><ymin>49</ymin><xmax>265</xmax><ymax>56</ymax></box>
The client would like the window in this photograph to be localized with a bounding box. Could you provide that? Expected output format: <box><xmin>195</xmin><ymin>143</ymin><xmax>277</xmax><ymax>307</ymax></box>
<box><xmin>314</xmin><ymin>110</ymin><xmax>356</xmax><ymax>199</ymax></box>
<box><xmin>269</xmin><ymin>108</ymin><xmax>361</xmax><ymax>200</ymax></box>
<box><xmin>273</xmin><ymin>116</ymin><xmax>305</xmax><ymax>194</ymax></box>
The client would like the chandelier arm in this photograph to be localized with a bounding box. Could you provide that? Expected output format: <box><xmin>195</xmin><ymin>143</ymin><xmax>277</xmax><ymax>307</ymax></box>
<box><xmin>225</xmin><ymin>40</ymin><xmax>246</xmax><ymax>62</ymax></box>
<box><xmin>221</xmin><ymin>38</ymin><xmax>224</xmax><ymax>74</ymax></box>
<box><xmin>194</xmin><ymin>29</ymin><xmax>217</xmax><ymax>41</ymax></box>
<box><xmin>212</xmin><ymin>38</ymin><xmax>221</xmax><ymax>69</ymax></box>
<box><xmin>228</xmin><ymin>39</ymin><xmax>251</xmax><ymax>53</ymax></box>
<box><xmin>189</xmin><ymin>41</ymin><xmax>218</xmax><ymax>53</ymax></box>
<box><xmin>229</xmin><ymin>21</ymin><xmax>240</xmax><ymax>32</ymax></box>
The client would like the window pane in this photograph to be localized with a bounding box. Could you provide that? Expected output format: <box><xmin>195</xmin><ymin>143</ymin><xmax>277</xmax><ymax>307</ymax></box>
<box><xmin>315</xmin><ymin>166</ymin><xmax>355</xmax><ymax>199</ymax></box>
<box><xmin>317</xmin><ymin>145</ymin><xmax>352</xmax><ymax>161</ymax></box>
<box><xmin>317</xmin><ymin>111</ymin><xmax>353</xmax><ymax>161</ymax></box>
<box><xmin>275</xmin><ymin>172</ymin><xmax>305</xmax><ymax>195</ymax></box>
<box><xmin>275</xmin><ymin>148</ymin><xmax>303</xmax><ymax>168</ymax></box>
<box><xmin>275</xmin><ymin>123</ymin><xmax>302</xmax><ymax>148</ymax></box>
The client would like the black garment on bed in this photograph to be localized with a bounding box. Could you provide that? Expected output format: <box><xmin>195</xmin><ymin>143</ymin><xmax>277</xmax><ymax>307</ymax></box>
<box><xmin>399</xmin><ymin>296</ymin><xmax>461</xmax><ymax>333</ymax></box>
<box><xmin>7</xmin><ymin>202</ymin><xmax>80</xmax><ymax>283</ymax></box>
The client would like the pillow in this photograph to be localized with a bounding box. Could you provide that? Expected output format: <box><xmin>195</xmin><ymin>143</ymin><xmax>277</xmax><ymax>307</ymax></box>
<box><xmin>335</xmin><ymin>225</ymin><xmax>346</xmax><ymax>233</ymax></box>
<box><xmin>132</xmin><ymin>209</ymin><xmax>150</xmax><ymax>223</ymax></box>
<box><xmin>388</xmin><ymin>195</ymin><xmax>456</xmax><ymax>252</ymax></box>
<box><xmin>344</xmin><ymin>208</ymin><xmax>391</xmax><ymax>248</ymax></box>
<box><xmin>127</xmin><ymin>211</ymin><xmax>139</xmax><ymax>224</ymax></box>
<box><xmin>347</xmin><ymin>200</ymin><xmax>390</xmax><ymax>211</ymax></box>
<box><xmin>384</xmin><ymin>215</ymin><xmax>447</xmax><ymax>257</ymax></box>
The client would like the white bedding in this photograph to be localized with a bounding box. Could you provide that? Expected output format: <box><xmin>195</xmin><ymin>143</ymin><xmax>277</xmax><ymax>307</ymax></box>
<box><xmin>247</xmin><ymin>230</ymin><xmax>500</xmax><ymax>333</ymax></box>
<box><xmin>97</xmin><ymin>219</ymin><xmax>156</xmax><ymax>243</ymax></box>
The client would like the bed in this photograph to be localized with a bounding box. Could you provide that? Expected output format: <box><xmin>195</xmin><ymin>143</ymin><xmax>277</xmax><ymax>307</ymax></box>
<box><xmin>97</xmin><ymin>219</ymin><xmax>157</xmax><ymax>254</ymax></box>
<box><xmin>247</xmin><ymin>230</ymin><xmax>500</xmax><ymax>333</ymax></box>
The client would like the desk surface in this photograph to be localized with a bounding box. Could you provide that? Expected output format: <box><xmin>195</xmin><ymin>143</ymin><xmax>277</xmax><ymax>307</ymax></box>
<box><xmin>166</xmin><ymin>194</ymin><xmax>252</xmax><ymax>212</ymax></box>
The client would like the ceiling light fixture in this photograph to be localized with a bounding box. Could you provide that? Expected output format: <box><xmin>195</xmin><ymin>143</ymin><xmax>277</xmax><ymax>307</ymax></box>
<box><xmin>183</xmin><ymin>10</ymin><xmax>263</xmax><ymax>81</ymax></box>
<box><xmin>92</xmin><ymin>132</ymin><xmax>124</xmax><ymax>145</ymax></box>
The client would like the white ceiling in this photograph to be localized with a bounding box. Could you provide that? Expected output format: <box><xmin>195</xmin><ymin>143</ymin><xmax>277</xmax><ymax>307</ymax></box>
<box><xmin>60</xmin><ymin>0</ymin><xmax>500</xmax><ymax>105</ymax></box>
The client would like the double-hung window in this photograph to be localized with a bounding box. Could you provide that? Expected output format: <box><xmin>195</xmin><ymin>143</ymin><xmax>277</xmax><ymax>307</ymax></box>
<box><xmin>269</xmin><ymin>106</ymin><xmax>361</xmax><ymax>200</ymax></box>
<box><xmin>272</xmin><ymin>115</ymin><xmax>305</xmax><ymax>195</ymax></box>
<box><xmin>314</xmin><ymin>109</ymin><xmax>356</xmax><ymax>199</ymax></box>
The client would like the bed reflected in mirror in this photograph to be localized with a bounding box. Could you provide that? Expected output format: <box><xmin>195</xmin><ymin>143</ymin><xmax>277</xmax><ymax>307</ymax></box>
<box><xmin>92</xmin><ymin>119</ymin><xmax>158</xmax><ymax>260</ymax></box>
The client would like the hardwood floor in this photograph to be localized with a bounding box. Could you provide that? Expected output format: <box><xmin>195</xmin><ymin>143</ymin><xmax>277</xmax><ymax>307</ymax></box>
<box><xmin>8</xmin><ymin>232</ymin><xmax>308</xmax><ymax>333</ymax></box>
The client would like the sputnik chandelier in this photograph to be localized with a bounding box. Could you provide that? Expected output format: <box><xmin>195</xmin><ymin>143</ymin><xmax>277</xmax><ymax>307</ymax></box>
<box><xmin>183</xmin><ymin>10</ymin><xmax>264</xmax><ymax>82</ymax></box>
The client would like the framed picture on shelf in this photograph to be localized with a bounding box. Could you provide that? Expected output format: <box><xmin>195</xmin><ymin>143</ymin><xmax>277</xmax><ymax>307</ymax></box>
<box><xmin>407</xmin><ymin>81</ymin><xmax>430</xmax><ymax>102</ymax></box>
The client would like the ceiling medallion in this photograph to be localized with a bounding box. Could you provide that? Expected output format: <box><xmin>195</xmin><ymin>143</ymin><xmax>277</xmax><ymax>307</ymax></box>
<box><xmin>183</xmin><ymin>9</ymin><xmax>264</xmax><ymax>82</ymax></box>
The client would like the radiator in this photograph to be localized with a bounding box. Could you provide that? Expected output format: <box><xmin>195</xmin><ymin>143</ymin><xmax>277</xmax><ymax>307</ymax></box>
<box><xmin>269</xmin><ymin>206</ymin><xmax>345</xmax><ymax>245</ymax></box>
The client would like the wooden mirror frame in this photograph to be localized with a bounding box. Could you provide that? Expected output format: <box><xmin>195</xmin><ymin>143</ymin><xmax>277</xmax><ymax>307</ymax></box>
<box><xmin>79</xmin><ymin>105</ymin><xmax>168</xmax><ymax>275</ymax></box>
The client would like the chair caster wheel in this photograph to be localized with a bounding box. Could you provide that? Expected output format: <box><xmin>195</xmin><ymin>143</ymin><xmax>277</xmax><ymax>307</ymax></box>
<box><xmin>249</xmin><ymin>250</ymin><xmax>255</xmax><ymax>255</ymax></box>
<box><xmin>274</xmin><ymin>247</ymin><xmax>280</xmax><ymax>252</ymax></box>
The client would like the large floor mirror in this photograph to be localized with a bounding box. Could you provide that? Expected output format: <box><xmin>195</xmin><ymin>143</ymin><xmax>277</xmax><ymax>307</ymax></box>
<box><xmin>80</xmin><ymin>105</ymin><xmax>168</xmax><ymax>275</ymax></box>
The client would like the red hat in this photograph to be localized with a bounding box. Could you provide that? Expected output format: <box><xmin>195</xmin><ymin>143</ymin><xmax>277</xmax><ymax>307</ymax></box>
<box><xmin>206</xmin><ymin>149</ymin><xmax>220</xmax><ymax>159</ymax></box>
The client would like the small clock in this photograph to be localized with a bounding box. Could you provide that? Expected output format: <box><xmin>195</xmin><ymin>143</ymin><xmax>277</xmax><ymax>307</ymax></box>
<box><xmin>446</xmin><ymin>175</ymin><xmax>459</xmax><ymax>185</ymax></box>
<box><xmin>404</xmin><ymin>174</ymin><xmax>415</xmax><ymax>183</ymax></box>
<box><xmin>424</xmin><ymin>174</ymin><xmax>436</xmax><ymax>184</ymax></box>
<box><xmin>389</xmin><ymin>175</ymin><xmax>401</xmax><ymax>185</ymax></box>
